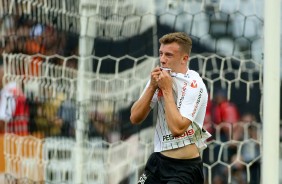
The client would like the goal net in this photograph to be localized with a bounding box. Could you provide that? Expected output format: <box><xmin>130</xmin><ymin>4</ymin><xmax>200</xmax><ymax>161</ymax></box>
<box><xmin>0</xmin><ymin>0</ymin><xmax>269</xmax><ymax>184</ymax></box>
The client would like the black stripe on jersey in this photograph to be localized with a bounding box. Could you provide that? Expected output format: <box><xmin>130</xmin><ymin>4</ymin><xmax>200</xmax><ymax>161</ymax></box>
<box><xmin>156</xmin><ymin>128</ymin><xmax>162</xmax><ymax>145</ymax></box>
<box><xmin>170</xmin><ymin>143</ymin><xmax>174</xmax><ymax>149</ymax></box>
<box><xmin>155</xmin><ymin>104</ymin><xmax>162</xmax><ymax>144</ymax></box>
<box><xmin>157</xmin><ymin>101</ymin><xmax>166</xmax><ymax>135</ymax></box>
<box><xmin>158</xmin><ymin>99</ymin><xmax>172</xmax><ymax>140</ymax></box>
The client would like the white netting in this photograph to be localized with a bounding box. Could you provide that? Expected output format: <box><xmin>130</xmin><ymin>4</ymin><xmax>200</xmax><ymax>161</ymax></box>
<box><xmin>0</xmin><ymin>0</ymin><xmax>265</xmax><ymax>60</ymax></box>
<box><xmin>0</xmin><ymin>0</ymin><xmax>155</xmax><ymax>40</ymax></box>
<box><xmin>2</xmin><ymin>53</ymin><xmax>158</xmax><ymax>103</ymax></box>
<box><xmin>2</xmin><ymin>52</ymin><xmax>262</xmax><ymax>106</ymax></box>
<box><xmin>4</xmin><ymin>134</ymin><xmax>44</xmax><ymax>182</ymax></box>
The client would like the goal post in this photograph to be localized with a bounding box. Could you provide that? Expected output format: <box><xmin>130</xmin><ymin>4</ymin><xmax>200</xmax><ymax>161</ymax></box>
<box><xmin>262</xmin><ymin>0</ymin><xmax>281</xmax><ymax>183</ymax></box>
<box><xmin>75</xmin><ymin>0</ymin><xmax>97</xmax><ymax>183</ymax></box>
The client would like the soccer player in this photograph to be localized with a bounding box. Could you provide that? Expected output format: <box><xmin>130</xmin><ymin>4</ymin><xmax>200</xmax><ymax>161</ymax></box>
<box><xmin>130</xmin><ymin>32</ymin><xmax>211</xmax><ymax>184</ymax></box>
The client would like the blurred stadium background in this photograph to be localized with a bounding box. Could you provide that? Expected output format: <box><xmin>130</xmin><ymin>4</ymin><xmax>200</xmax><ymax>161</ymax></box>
<box><xmin>0</xmin><ymin>0</ymin><xmax>281</xmax><ymax>183</ymax></box>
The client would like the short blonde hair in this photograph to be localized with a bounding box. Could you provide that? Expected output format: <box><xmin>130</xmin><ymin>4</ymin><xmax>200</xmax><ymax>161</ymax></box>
<box><xmin>159</xmin><ymin>32</ymin><xmax>192</xmax><ymax>55</ymax></box>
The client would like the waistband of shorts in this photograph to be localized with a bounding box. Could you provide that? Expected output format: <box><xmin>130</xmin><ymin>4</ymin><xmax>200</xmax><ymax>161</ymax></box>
<box><xmin>156</xmin><ymin>152</ymin><xmax>202</xmax><ymax>164</ymax></box>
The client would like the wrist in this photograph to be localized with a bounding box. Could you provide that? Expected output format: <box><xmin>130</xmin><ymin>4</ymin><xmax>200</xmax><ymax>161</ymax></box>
<box><xmin>162</xmin><ymin>89</ymin><xmax>174</xmax><ymax>102</ymax></box>
<box><xmin>148</xmin><ymin>85</ymin><xmax>158</xmax><ymax>92</ymax></box>
<box><xmin>162</xmin><ymin>88</ymin><xmax>173</xmax><ymax>95</ymax></box>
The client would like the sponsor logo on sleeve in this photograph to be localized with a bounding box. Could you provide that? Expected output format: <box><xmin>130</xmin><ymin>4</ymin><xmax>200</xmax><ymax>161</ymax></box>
<box><xmin>192</xmin><ymin>88</ymin><xmax>203</xmax><ymax>117</ymax></box>
<box><xmin>177</xmin><ymin>82</ymin><xmax>188</xmax><ymax>109</ymax></box>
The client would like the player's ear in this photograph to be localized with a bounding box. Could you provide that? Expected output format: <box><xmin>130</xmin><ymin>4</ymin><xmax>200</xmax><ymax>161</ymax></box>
<box><xmin>181</xmin><ymin>54</ymin><xmax>189</xmax><ymax>64</ymax></box>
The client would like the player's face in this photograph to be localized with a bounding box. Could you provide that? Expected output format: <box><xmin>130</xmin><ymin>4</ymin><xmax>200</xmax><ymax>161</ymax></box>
<box><xmin>159</xmin><ymin>42</ymin><xmax>188</xmax><ymax>73</ymax></box>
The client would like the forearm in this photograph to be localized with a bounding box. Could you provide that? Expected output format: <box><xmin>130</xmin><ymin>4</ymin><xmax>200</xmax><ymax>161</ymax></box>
<box><xmin>130</xmin><ymin>85</ymin><xmax>156</xmax><ymax>124</ymax></box>
<box><xmin>163</xmin><ymin>90</ymin><xmax>191</xmax><ymax>136</ymax></box>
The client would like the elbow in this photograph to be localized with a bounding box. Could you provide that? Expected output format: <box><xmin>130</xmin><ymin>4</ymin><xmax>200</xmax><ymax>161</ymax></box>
<box><xmin>170</xmin><ymin>118</ymin><xmax>192</xmax><ymax>136</ymax></box>
<box><xmin>130</xmin><ymin>107</ymin><xmax>150</xmax><ymax>125</ymax></box>
<box><xmin>169</xmin><ymin>122</ymin><xmax>190</xmax><ymax>137</ymax></box>
<box><xmin>170</xmin><ymin>128</ymin><xmax>186</xmax><ymax>137</ymax></box>
<box><xmin>130</xmin><ymin>114</ymin><xmax>142</xmax><ymax>125</ymax></box>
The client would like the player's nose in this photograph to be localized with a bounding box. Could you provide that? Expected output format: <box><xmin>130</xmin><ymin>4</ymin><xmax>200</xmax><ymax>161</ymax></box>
<box><xmin>159</xmin><ymin>56</ymin><xmax>166</xmax><ymax>65</ymax></box>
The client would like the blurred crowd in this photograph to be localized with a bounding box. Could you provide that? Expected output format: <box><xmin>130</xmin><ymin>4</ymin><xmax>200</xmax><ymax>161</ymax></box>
<box><xmin>0</xmin><ymin>15</ymin><xmax>78</xmax><ymax>64</ymax></box>
<box><xmin>203</xmin><ymin>89</ymin><xmax>261</xmax><ymax>184</ymax></box>
<box><xmin>0</xmin><ymin>60</ymin><xmax>123</xmax><ymax>141</ymax></box>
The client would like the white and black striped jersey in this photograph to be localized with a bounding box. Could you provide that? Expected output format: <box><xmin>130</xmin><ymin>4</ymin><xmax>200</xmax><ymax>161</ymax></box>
<box><xmin>140</xmin><ymin>69</ymin><xmax>211</xmax><ymax>152</ymax></box>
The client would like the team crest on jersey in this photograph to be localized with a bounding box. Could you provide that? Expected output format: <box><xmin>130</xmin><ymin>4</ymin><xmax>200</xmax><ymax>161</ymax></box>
<box><xmin>190</xmin><ymin>80</ymin><xmax>197</xmax><ymax>88</ymax></box>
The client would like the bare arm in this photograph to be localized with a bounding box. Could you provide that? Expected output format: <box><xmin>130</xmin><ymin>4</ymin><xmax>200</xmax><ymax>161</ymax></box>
<box><xmin>158</xmin><ymin>70</ymin><xmax>192</xmax><ymax>136</ymax></box>
<box><xmin>130</xmin><ymin>85</ymin><xmax>156</xmax><ymax>124</ymax></box>
<box><xmin>130</xmin><ymin>67</ymin><xmax>161</xmax><ymax>124</ymax></box>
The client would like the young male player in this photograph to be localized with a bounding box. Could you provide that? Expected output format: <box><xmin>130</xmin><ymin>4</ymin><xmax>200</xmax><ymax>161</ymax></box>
<box><xmin>130</xmin><ymin>32</ymin><xmax>211</xmax><ymax>184</ymax></box>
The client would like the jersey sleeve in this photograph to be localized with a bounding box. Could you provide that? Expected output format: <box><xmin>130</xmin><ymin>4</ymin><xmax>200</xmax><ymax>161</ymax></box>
<box><xmin>179</xmin><ymin>84</ymin><xmax>208</xmax><ymax>127</ymax></box>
